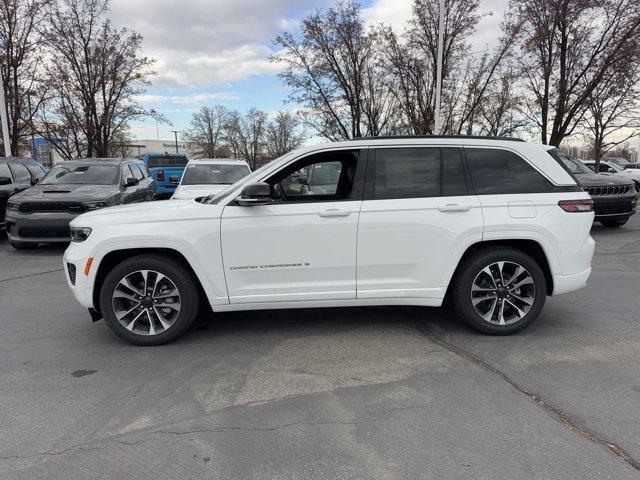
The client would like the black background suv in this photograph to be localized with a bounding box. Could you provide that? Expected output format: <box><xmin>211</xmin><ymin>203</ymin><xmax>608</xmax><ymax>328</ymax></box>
<box><xmin>557</xmin><ymin>155</ymin><xmax>636</xmax><ymax>228</ymax></box>
<box><xmin>0</xmin><ymin>157</ymin><xmax>47</xmax><ymax>231</ymax></box>
<box><xmin>5</xmin><ymin>158</ymin><xmax>155</xmax><ymax>249</ymax></box>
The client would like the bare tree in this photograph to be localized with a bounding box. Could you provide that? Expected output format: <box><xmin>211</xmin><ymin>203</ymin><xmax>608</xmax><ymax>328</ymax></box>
<box><xmin>38</xmin><ymin>0</ymin><xmax>156</xmax><ymax>158</ymax></box>
<box><xmin>264</xmin><ymin>111</ymin><xmax>305</xmax><ymax>159</ymax></box>
<box><xmin>183</xmin><ymin>105</ymin><xmax>230</xmax><ymax>158</ymax></box>
<box><xmin>583</xmin><ymin>66</ymin><xmax>640</xmax><ymax>168</ymax></box>
<box><xmin>477</xmin><ymin>68</ymin><xmax>530</xmax><ymax>137</ymax></box>
<box><xmin>378</xmin><ymin>0</ymin><xmax>514</xmax><ymax>135</ymax></box>
<box><xmin>512</xmin><ymin>0</ymin><xmax>640</xmax><ymax>146</ymax></box>
<box><xmin>0</xmin><ymin>0</ymin><xmax>49</xmax><ymax>156</ymax></box>
<box><xmin>274</xmin><ymin>1</ymin><xmax>395</xmax><ymax>140</ymax></box>
<box><xmin>225</xmin><ymin>108</ymin><xmax>268</xmax><ymax>169</ymax></box>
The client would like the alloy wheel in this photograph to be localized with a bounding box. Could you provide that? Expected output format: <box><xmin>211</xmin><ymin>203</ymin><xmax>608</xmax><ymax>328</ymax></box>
<box><xmin>112</xmin><ymin>269</ymin><xmax>181</xmax><ymax>335</ymax></box>
<box><xmin>470</xmin><ymin>261</ymin><xmax>535</xmax><ymax>325</ymax></box>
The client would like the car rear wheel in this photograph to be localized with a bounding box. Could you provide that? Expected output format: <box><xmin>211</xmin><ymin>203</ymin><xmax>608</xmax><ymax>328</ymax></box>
<box><xmin>99</xmin><ymin>254</ymin><xmax>199</xmax><ymax>345</ymax></box>
<box><xmin>600</xmin><ymin>219</ymin><xmax>628</xmax><ymax>228</ymax></box>
<box><xmin>451</xmin><ymin>247</ymin><xmax>547</xmax><ymax>335</ymax></box>
<box><xmin>10</xmin><ymin>241</ymin><xmax>39</xmax><ymax>250</ymax></box>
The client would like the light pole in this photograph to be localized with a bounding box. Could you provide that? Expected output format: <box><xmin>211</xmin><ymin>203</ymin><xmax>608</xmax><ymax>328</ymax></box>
<box><xmin>170</xmin><ymin>130</ymin><xmax>180</xmax><ymax>154</ymax></box>
<box><xmin>0</xmin><ymin>65</ymin><xmax>11</xmax><ymax>156</ymax></box>
<box><xmin>26</xmin><ymin>91</ymin><xmax>36</xmax><ymax>160</ymax></box>
<box><xmin>434</xmin><ymin>0</ymin><xmax>445</xmax><ymax>135</ymax></box>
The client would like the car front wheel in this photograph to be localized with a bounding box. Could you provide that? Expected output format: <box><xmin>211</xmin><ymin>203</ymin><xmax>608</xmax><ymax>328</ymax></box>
<box><xmin>451</xmin><ymin>247</ymin><xmax>547</xmax><ymax>335</ymax></box>
<box><xmin>99</xmin><ymin>254</ymin><xmax>200</xmax><ymax>345</ymax></box>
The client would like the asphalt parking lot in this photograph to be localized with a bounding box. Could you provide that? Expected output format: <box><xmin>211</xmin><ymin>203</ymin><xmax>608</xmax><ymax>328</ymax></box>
<box><xmin>1</xmin><ymin>216</ymin><xmax>640</xmax><ymax>479</ymax></box>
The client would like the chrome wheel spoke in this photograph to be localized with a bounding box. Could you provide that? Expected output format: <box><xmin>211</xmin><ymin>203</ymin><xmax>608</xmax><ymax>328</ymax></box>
<box><xmin>510</xmin><ymin>293</ymin><xmax>533</xmax><ymax>306</ymax></box>
<box><xmin>505</xmin><ymin>299</ymin><xmax>526</xmax><ymax>318</ymax></box>
<box><xmin>125</xmin><ymin>309</ymin><xmax>146</xmax><ymax>331</ymax></box>
<box><xmin>509</xmin><ymin>277</ymin><xmax>534</xmax><ymax>290</ymax></box>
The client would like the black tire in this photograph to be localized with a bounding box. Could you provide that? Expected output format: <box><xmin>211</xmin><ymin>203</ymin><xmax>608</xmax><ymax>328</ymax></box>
<box><xmin>10</xmin><ymin>241</ymin><xmax>39</xmax><ymax>250</ymax></box>
<box><xmin>451</xmin><ymin>247</ymin><xmax>547</xmax><ymax>335</ymax></box>
<box><xmin>99</xmin><ymin>254</ymin><xmax>200</xmax><ymax>345</ymax></box>
<box><xmin>599</xmin><ymin>219</ymin><xmax>628</xmax><ymax>228</ymax></box>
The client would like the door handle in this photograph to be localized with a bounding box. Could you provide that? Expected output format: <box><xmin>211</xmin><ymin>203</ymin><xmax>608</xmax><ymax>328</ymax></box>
<box><xmin>318</xmin><ymin>209</ymin><xmax>352</xmax><ymax>217</ymax></box>
<box><xmin>438</xmin><ymin>203</ymin><xmax>471</xmax><ymax>212</ymax></box>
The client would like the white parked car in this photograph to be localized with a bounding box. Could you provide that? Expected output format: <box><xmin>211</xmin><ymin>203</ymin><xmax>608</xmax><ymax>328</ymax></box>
<box><xmin>582</xmin><ymin>160</ymin><xmax>640</xmax><ymax>190</ymax></box>
<box><xmin>64</xmin><ymin>137</ymin><xmax>595</xmax><ymax>345</ymax></box>
<box><xmin>171</xmin><ymin>158</ymin><xmax>251</xmax><ymax>200</ymax></box>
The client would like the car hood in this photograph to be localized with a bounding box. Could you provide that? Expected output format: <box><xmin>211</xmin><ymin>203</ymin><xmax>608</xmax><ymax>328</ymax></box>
<box><xmin>70</xmin><ymin>198</ymin><xmax>223</xmax><ymax>227</ymax></box>
<box><xmin>172</xmin><ymin>184</ymin><xmax>227</xmax><ymax>199</ymax></box>
<box><xmin>573</xmin><ymin>172</ymin><xmax>635</xmax><ymax>187</ymax></box>
<box><xmin>13</xmin><ymin>183</ymin><xmax>120</xmax><ymax>202</ymax></box>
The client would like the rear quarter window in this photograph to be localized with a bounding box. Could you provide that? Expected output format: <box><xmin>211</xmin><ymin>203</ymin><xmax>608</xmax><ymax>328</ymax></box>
<box><xmin>466</xmin><ymin>148</ymin><xmax>553</xmax><ymax>194</ymax></box>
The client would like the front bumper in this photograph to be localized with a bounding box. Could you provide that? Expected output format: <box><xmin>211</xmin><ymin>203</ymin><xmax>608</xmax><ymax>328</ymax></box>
<box><xmin>63</xmin><ymin>242</ymin><xmax>95</xmax><ymax>309</ymax></box>
<box><xmin>5</xmin><ymin>210</ymin><xmax>82</xmax><ymax>243</ymax></box>
<box><xmin>592</xmin><ymin>195</ymin><xmax>637</xmax><ymax>220</ymax></box>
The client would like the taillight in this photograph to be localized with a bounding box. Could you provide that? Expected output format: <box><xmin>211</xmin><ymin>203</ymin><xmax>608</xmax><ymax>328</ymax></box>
<box><xmin>157</xmin><ymin>169</ymin><xmax>164</xmax><ymax>181</ymax></box>
<box><xmin>558</xmin><ymin>199</ymin><xmax>593</xmax><ymax>212</ymax></box>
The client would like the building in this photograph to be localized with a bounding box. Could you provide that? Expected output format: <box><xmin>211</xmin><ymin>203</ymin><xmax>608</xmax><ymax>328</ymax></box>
<box><xmin>124</xmin><ymin>139</ymin><xmax>198</xmax><ymax>157</ymax></box>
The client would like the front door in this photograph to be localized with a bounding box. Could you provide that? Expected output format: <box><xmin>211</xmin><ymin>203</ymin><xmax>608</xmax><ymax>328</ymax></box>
<box><xmin>221</xmin><ymin>149</ymin><xmax>365</xmax><ymax>304</ymax></box>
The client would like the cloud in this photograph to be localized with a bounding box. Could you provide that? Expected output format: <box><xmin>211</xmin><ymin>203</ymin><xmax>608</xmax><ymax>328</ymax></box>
<box><xmin>109</xmin><ymin>0</ymin><xmax>330</xmax><ymax>87</ymax></box>
<box><xmin>134</xmin><ymin>91</ymin><xmax>239</xmax><ymax>106</ymax></box>
<box><xmin>362</xmin><ymin>0</ymin><xmax>413</xmax><ymax>31</ymax></box>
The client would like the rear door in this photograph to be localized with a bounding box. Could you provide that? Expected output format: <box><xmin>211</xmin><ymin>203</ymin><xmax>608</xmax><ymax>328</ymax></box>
<box><xmin>356</xmin><ymin>146</ymin><xmax>484</xmax><ymax>300</ymax></box>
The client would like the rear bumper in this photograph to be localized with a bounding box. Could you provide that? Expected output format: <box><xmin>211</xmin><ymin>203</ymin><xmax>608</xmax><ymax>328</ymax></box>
<box><xmin>5</xmin><ymin>210</ymin><xmax>80</xmax><ymax>243</ymax></box>
<box><xmin>552</xmin><ymin>267</ymin><xmax>592</xmax><ymax>296</ymax></box>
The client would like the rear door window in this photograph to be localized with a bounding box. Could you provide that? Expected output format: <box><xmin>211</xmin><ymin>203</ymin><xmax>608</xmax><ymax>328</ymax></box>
<box><xmin>466</xmin><ymin>148</ymin><xmax>552</xmax><ymax>194</ymax></box>
<box><xmin>373</xmin><ymin>148</ymin><xmax>440</xmax><ymax>199</ymax></box>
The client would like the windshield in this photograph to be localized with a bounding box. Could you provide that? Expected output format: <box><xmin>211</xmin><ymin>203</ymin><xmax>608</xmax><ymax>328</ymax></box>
<box><xmin>40</xmin><ymin>164</ymin><xmax>119</xmax><ymax>185</ymax></box>
<box><xmin>605</xmin><ymin>158</ymin><xmax>628</xmax><ymax>169</ymax></box>
<box><xmin>558</xmin><ymin>156</ymin><xmax>591</xmax><ymax>174</ymax></box>
<box><xmin>181</xmin><ymin>164</ymin><xmax>250</xmax><ymax>186</ymax></box>
<box><xmin>200</xmin><ymin>151</ymin><xmax>299</xmax><ymax>204</ymax></box>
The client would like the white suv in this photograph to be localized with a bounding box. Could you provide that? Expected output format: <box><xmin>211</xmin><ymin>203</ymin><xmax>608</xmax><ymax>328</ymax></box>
<box><xmin>63</xmin><ymin>137</ymin><xmax>596</xmax><ymax>345</ymax></box>
<box><xmin>171</xmin><ymin>158</ymin><xmax>251</xmax><ymax>200</ymax></box>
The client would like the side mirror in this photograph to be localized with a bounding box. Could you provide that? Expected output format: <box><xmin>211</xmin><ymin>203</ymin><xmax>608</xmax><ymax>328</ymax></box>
<box><xmin>30</xmin><ymin>177</ymin><xmax>39</xmax><ymax>186</ymax></box>
<box><xmin>0</xmin><ymin>176</ymin><xmax>11</xmax><ymax>186</ymax></box>
<box><xmin>297</xmin><ymin>176</ymin><xmax>308</xmax><ymax>185</ymax></box>
<box><xmin>125</xmin><ymin>177</ymin><xmax>139</xmax><ymax>187</ymax></box>
<box><xmin>237</xmin><ymin>182</ymin><xmax>271</xmax><ymax>206</ymax></box>
<box><xmin>169</xmin><ymin>175</ymin><xmax>180</xmax><ymax>184</ymax></box>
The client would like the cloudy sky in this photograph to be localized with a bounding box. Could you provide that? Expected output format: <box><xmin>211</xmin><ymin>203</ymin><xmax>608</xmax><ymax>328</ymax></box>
<box><xmin>109</xmin><ymin>0</ymin><xmax>508</xmax><ymax>140</ymax></box>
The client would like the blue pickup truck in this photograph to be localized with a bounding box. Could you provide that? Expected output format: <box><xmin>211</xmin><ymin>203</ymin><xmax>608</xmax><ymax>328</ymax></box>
<box><xmin>139</xmin><ymin>153</ymin><xmax>189</xmax><ymax>199</ymax></box>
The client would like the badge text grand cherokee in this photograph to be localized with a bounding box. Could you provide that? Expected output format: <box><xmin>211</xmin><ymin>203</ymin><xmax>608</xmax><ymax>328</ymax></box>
<box><xmin>63</xmin><ymin>137</ymin><xmax>596</xmax><ymax>345</ymax></box>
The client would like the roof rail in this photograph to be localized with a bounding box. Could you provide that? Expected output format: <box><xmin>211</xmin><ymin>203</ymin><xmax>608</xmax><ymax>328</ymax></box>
<box><xmin>353</xmin><ymin>135</ymin><xmax>525</xmax><ymax>142</ymax></box>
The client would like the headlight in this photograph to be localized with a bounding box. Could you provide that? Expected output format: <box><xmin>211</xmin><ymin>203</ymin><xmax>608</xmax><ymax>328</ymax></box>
<box><xmin>83</xmin><ymin>201</ymin><xmax>108</xmax><ymax>210</ymax></box>
<box><xmin>6</xmin><ymin>201</ymin><xmax>19</xmax><ymax>211</ymax></box>
<box><xmin>70</xmin><ymin>226</ymin><xmax>92</xmax><ymax>242</ymax></box>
